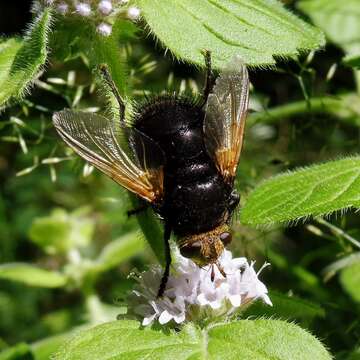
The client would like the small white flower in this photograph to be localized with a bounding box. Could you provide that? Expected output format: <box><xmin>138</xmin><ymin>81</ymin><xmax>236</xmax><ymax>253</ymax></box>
<box><xmin>76</xmin><ymin>2</ymin><xmax>92</xmax><ymax>17</ymax></box>
<box><xmin>97</xmin><ymin>23</ymin><xmax>112</xmax><ymax>36</ymax></box>
<box><xmin>98</xmin><ymin>0</ymin><xmax>113</xmax><ymax>15</ymax></box>
<box><xmin>57</xmin><ymin>2</ymin><xmax>68</xmax><ymax>14</ymax></box>
<box><xmin>127</xmin><ymin>6</ymin><xmax>141</xmax><ymax>21</ymax></box>
<box><xmin>128</xmin><ymin>250</ymin><xmax>272</xmax><ymax>326</ymax></box>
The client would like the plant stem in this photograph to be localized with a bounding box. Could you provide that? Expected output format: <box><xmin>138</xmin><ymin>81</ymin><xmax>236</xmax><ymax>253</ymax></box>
<box><xmin>247</xmin><ymin>93</ymin><xmax>360</xmax><ymax>127</ymax></box>
<box><xmin>316</xmin><ymin>218</ymin><xmax>360</xmax><ymax>250</ymax></box>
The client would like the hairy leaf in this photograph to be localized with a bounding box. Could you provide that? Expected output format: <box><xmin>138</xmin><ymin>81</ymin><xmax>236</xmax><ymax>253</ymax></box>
<box><xmin>0</xmin><ymin>9</ymin><xmax>51</xmax><ymax>109</ymax></box>
<box><xmin>241</xmin><ymin>157</ymin><xmax>360</xmax><ymax>225</ymax></box>
<box><xmin>0</xmin><ymin>263</ymin><xmax>67</xmax><ymax>288</ymax></box>
<box><xmin>54</xmin><ymin>319</ymin><xmax>331</xmax><ymax>359</ymax></box>
<box><xmin>137</xmin><ymin>0</ymin><xmax>325</xmax><ymax>68</ymax></box>
<box><xmin>340</xmin><ymin>261</ymin><xmax>360</xmax><ymax>303</ymax></box>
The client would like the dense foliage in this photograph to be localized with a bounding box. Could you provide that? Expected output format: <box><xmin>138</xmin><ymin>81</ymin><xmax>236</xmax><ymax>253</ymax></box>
<box><xmin>0</xmin><ymin>1</ymin><xmax>359</xmax><ymax>359</ymax></box>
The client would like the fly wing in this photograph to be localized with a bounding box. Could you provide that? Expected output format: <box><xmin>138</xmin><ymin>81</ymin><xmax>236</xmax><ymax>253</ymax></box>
<box><xmin>204</xmin><ymin>56</ymin><xmax>249</xmax><ymax>184</ymax></box>
<box><xmin>53</xmin><ymin>110</ymin><xmax>164</xmax><ymax>203</ymax></box>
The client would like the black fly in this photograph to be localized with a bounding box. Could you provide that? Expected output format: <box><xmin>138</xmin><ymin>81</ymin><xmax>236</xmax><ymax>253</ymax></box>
<box><xmin>53</xmin><ymin>51</ymin><xmax>249</xmax><ymax>297</ymax></box>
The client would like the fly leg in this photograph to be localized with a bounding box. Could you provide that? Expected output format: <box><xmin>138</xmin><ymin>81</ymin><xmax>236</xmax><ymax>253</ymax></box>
<box><xmin>200</xmin><ymin>49</ymin><xmax>214</xmax><ymax>107</ymax></box>
<box><xmin>157</xmin><ymin>223</ymin><xmax>172</xmax><ymax>298</ymax></box>
<box><xmin>99</xmin><ymin>64</ymin><xmax>126</xmax><ymax>125</ymax></box>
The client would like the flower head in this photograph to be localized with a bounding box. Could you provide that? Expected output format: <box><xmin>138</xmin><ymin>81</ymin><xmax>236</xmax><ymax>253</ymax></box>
<box><xmin>35</xmin><ymin>0</ymin><xmax>139</xmax><ymax>37</ymax></box>
<box><xmin>128</xmin><ymin>250</ymin><xmax>272</xmax><ymax>326</ymax></box>
<box><xmin>76</xmin><ymin>2</ymin><xmax>92</xmax><ymax>16</ymax></box>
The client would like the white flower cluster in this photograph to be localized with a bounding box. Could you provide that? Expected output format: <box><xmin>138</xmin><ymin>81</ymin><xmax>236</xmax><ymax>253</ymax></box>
<box><xmin>129</xmin><ymin>250</ymin><xmax>272</xmax><ymax>326</ymax></box>
<box><xmin>36</xmin><ymin>0</ymin><xmax>141</xmax><ymax>36</ymax></box>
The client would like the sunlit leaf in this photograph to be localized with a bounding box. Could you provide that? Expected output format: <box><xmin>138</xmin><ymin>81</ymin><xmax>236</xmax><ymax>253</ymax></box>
<box><xmin>137</xmin><ymin>0</ymin><xmax>325</xmax><ymax>68</ymax></box>
<box><xmin>241</xmin><ymin>157</ymin><xmax>360</xmax><ymax>225</ymax></box>
<box><xmin>244</xmin><ymin>290</ymin><xmax>325</xmax><ymax>325</ymax></box>
<box><xmin>344</xmin><ymin>54</ymin><xmax>360</xmax><ymax>69</ymax></box>
<box><xmin>0</xmin><ymin>9</ymin><xmax>52</xmax><ymax>109</ymax></box>
<box><xmin>340</xmin><ymin>261</ymin><xmax>360</xmax><ymax>303</ymax></box>
<box><xmin>29</xmin><ymin>208</ymin><xmax>94</xmax><ymax>254</ymax></box>
<box><xmin>94</xmin><ymin>232</ymin><xmax>145</xmax><ymax>273</ymax></box>
<box><xmin>0</xmin><ymin>342</ymin><xmax>33</xmax><ymax>360</ymax></box>
<box><xmin>298</xmin><ymin>0</ymin><xmax>360</xmax><ymax>56</ymax></box>
<box><xmin>0</xmin><ymin>263</ymin><xmax>67</xmax><ymax>288</ymax></box>
<box><xmin>54</xmin><ymin>319</ymin><xmax>331</xmax><ymax>359</ymax></box>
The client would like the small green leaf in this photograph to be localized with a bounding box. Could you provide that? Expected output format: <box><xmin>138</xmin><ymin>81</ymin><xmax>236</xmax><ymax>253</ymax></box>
<box><xmin>0</xmin><ymin>343</ymin><xmax>33</xmax><ymax>360</ymax></box>
<box><xmin>344</xmin><ymin>54</ymin><xmax>360</xmax><ymax>69</ymax></box>
<box><xmin>94</xmin><ymin>232</ymin><xmax>145</xmax><ymax>273</ymax></box>
<box><xmin>244</xmin><ymin>290</ymin><xmax>325</xmax><ymax>324</ymax></box>
<box><xmin>298</xmin><ymin>0</ymin><xmax>360</xmax><ymax>56</ymax></box>
<box><xmin>0</xmin><ymin>263</ymin><xmax>67</xmax><ymax>288</ymax></box>
<box><xmin>29</xmin><ymin>208</ymin><xmax>94</xmax><ymax>254</ymax></box>
<box><xmin>340</xmin><ymin>261</ymin><xmax>360</xmax><ymax>303</ymax></box>
<box><xmin>129</xmin><ymin>196</ymin><xmax>165</xmax><ymax>266</ymax></box>
<box><xmin>0</xmin><ymin>9</ymin><xmax>52</xmax><ymax>108</ymax></box>
<box><xmin>54</xmin><ymin>319</ymin><xmax>331</xmax><ymax>360</ymax></box>
<box><xmin>348</xmin><ymin>347</ymin><xmax>360</xmax><ymax>360</ymax></box>
<box><xmin>241</xmin><ymin>157</ymin><xmax>360</xmax><ymax>225</ymax></box>
<box><xmin>137</xmin><ymin>0</ymin><xmax>325</xmax><ymax>68</ymax></box>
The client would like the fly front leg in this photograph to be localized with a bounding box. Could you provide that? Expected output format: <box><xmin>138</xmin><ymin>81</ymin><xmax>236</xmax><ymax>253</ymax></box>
<box><xmin>157</xmin><ymin>222</ymin><xmax>172</xmax><ymax>298</ymax></box>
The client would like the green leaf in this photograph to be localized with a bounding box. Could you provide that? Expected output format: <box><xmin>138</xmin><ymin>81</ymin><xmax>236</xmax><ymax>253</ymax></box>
<box><xmin>31</xmin><ymin>326</ymin><xmax>89</xmax><ymax>360</ymax></box>
<box><xmin>298</xmin><ymin>0</ymin><xmax>360</xmax><ymax>56</ymax></box>
<box><xmin>0</xmin><ymin>39</ymin><xmax>23</xmax><ymax>86</ymax></box>
<box><xmin>348</xmin><ymin>347</ymin><xmax>360</xmax><ymax>360</ymax></box>
<box><xmin>0</xmin><ymin>263</ymin><xmax>67</xmax><ymax>288</ymax></box>
<box><xmin>0</xmin><ymin>343</ymin><xmax>33</xmax><ymax>360</ymax></box>
<box><xmin>29</xmin><ymin>208</ymin><xmax>94</xmax><ymax>254</ymax></box>
<box><xmin>344</xmin><ymin>54</ymin><xmax>360</xmax><ymax>69</ymax></box>
<box><xmin>129</xmin><ymin>196</ymin><xmax>165</xmax><ymax>266</ymax></box>
<box><xmin>244</xmin><ymin>290</ymin><xmax>325</xmax><ymax>325</ymax></box>
<box><xmin>0</xmin><ymin>9</ymin><xmax>52</xmax><ymax>109</ymax></box>
<box><xmin>94</xmin><ymin>232</ymin><xmax>145</xmax><ymax>273</ymax></box>
<box><xmin>340</xmin><ymin>261</ymin><xmax>360</xmax><ymax>303</ymax></box>
<box><xmin>241</xmin><ymin>157</ymin><xmax>360</xmax><ymax>225</ymax></box>
<box><xmin>136</xmin><ymin>0</ymin><xmax>325</xmax><ymax>68</ymax></box>
<box><xmin>54</xmin><ymin>319</ymin><xmax>331</xmax><ymax>360</ymax></box>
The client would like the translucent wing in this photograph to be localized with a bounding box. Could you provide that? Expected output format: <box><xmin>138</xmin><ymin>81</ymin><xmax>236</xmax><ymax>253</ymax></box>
<box><xmin>204</xmin><ymin>56</ymin><xmax>249</xmax><ymax>184</ymax></box>
<box><xmin>53</xmin><ymin>110</ymin><xmax>164</xmax><ymax>203</ymax></box>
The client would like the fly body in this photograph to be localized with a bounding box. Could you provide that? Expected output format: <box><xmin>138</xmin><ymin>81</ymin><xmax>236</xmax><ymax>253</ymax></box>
<box><xmin>52</xmin><ymin>51</ymin><xmax>249</xmax><ymax>297</ymax></box>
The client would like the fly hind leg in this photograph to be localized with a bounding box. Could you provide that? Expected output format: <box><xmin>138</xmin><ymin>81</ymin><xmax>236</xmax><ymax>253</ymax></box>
<box><xmin>99</xmin><ymin>64</ymin><xmax>126</xmax><ymax>125</ymax></box>
<box><xmin>200</xmin><ymin>49</ymin><xmax>214</xmax><ymax>107</ymax></box>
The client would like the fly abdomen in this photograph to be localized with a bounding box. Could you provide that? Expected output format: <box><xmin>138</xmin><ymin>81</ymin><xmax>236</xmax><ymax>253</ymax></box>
<box><xmin>167</xmin><ymin>172</ymin><xmax>229</xmax><ymax>236</ymax></box>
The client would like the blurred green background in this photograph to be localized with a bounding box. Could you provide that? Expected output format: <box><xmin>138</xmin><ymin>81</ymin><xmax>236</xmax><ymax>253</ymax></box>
<box><xmin>0</xmin><ymin>1</ymin><xmax>360</xmax><ymax>359</ymax></box>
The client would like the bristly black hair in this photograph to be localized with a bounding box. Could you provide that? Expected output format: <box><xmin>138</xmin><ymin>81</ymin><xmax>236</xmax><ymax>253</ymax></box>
<box><xmin>132</xmin><ymin>91</ymin><xmax>204</xmax><ymax>121</ymax></box>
